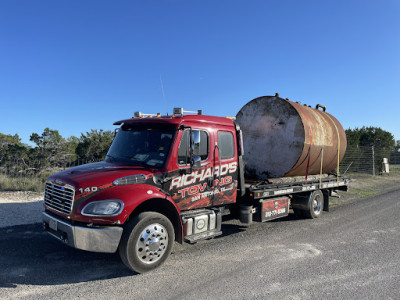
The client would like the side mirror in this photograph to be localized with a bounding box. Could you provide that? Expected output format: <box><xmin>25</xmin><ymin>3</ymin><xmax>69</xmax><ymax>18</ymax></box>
<box><xmin>191</xmin><ymin>130</ymin><xmax>201</xmax><ymax>157</ymax></box>
<box><xmin>190</xmin><ymin>130</ymin><xmax>201</xmax><ymax>169</ymax></box>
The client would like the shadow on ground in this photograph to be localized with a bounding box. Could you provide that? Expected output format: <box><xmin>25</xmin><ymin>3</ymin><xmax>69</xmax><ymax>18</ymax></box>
<box><xmin>0</xmin><ymin>211</ymin><xmax>304</xmax><ymax>288</ymax></box>
<box><xmin>0</xmin><ymin>223</ymin><xmax>134</xmax><ymax>288</ymax></box>
<box><xmin>0</xmin><ymin>221</ymin><xmax>252</xmax><ymax>288</ymax></box>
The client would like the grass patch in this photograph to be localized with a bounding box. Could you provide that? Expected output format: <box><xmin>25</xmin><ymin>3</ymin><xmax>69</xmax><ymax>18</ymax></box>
<box><xmin>333</xmin><ymin>171</ymin><xmax>400</xmax><ymax>205</ymax></box>
<box><xmin>349</xmin><ymin>189</ymin><xmax>375</xmax><ymax>198</ymax></box>
<box><xmin>0</xmin><ymin>174</ymin><xmax>46</xmax><ymax>193</ymax></box>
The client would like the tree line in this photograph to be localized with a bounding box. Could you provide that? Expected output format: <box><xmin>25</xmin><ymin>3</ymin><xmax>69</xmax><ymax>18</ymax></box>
<box><xmin>343</xmin><ymin>126</ymin><xmax>399</xmax><ymax>173</ymax></box>
<box><xmin>345</xmin><ymin>126</ymin><xmax>398</xmax><ymax>156</ymax></box>
<box><xmin>345</xmin><ymin>126</ymin><xmax>396</xmax><ymax>149</ymax></box>
<box><xmin>0</xmin><ymin>128</ymin><xmax>114</xmax><ymax>175</ymax></box>
<box><xmin>0</xmin><ymin>125</ymin><xmax>399</xmax><ymax>176</ymax></box>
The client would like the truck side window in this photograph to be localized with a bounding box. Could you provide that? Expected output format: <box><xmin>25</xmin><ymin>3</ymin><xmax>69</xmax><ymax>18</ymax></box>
<box><xmin>177</xmin><ymin>130</ymin><xmax>209</xmax><ymax>165</ymax></box>
<box><xmin>218</xmin><ymin>131</ymin><xmax>234</xmax><ymax>159</ymax></box>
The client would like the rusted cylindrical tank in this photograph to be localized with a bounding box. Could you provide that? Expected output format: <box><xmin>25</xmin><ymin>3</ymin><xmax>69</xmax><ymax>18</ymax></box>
<box><xmin>236</xmin><ymin>95</ymin><xmax>347</xmax><ymax>180</ymax></box>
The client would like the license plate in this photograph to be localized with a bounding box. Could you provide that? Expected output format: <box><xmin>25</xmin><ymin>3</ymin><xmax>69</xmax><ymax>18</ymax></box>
<box><xmin>49</xmin><ymin>219</ymin><xmax>58</xmax><ymax>231</ymax></box>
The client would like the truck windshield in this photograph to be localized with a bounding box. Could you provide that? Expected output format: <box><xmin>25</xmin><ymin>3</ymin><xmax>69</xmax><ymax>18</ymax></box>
<box><xmin>106</xmin><ymin>124</ymin><xmax>176</xmax><ymax>168</ymax></box>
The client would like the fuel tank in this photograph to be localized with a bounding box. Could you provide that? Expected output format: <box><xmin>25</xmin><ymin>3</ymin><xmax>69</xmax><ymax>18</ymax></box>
<box><xmin>236</xmin><ymin>95</ymin><xmax>347</xmax><ymax>180</ymax></box>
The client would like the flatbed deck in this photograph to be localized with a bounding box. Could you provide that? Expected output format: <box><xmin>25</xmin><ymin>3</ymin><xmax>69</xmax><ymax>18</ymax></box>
<box><xmin>246</xmin><ymin>175</ymin><xmax>350</xmax><ymax>200</ymax></box>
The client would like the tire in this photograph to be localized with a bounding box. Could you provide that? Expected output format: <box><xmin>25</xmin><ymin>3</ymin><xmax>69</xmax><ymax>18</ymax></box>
<box><xmin>119</xmin><ymin>212</ymin><xmax>175</xmax><ymax>273</ymax></box>
<box><xmin>304</xmin><ymin>190</ymin><xmax>324</xmax><ymax>219</ymax></box>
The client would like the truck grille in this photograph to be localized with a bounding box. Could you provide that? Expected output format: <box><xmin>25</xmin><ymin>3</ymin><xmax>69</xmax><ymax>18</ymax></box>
<box><xmin>44</xmin><ymin>183</ymin><xmax>75</xmax><ymax>215</ymax></box>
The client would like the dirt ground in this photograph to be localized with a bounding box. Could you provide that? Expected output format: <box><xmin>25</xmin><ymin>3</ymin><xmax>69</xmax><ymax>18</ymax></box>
<box><xmin>0</xmin><ymin>191</ymin><xmax>43</xmax><ymax>202</ymax></box>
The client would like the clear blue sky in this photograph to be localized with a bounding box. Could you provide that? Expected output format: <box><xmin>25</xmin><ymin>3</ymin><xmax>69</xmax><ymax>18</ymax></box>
<box><xmin>1</xmin><ymin>0</ymin><xmax>399</xmax><ymax>145</ymax></box>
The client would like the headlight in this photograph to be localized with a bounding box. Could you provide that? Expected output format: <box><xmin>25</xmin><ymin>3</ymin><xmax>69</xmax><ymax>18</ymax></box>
<box><xmin>81</xmin><ymin>200</ymin><xmax>124</xmax><ymax>216</ymax></box>
<box><xmin>113</xmin><ymin>174</ymin><xmax>147</xmax><ymax>185</ymax></box>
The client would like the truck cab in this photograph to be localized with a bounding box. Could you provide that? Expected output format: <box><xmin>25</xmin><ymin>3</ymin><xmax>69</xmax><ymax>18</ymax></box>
<box><xmin>43</xmin><ymin>109</ymin><xmax>243</xmax><ymax>273</ymax></box>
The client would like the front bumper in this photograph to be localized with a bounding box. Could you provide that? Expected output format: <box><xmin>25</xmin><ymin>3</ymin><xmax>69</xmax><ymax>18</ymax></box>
<box><xmin>42</xmin><ymin>211</ymin><xmax>123</xmax><ymax>253</ymax></box>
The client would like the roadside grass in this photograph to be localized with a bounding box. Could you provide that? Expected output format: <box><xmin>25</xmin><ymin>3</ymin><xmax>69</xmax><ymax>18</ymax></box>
<box><xmin>332</xmin><ymin>169</ymin><xmax>400</xmax><ymax>206</ymax></box>
<box><xmin>353</xmin><ymin>190</ymin><xmax>375</xmax><ymax>198</ymax></box>
<box><xmin>0</xmin><ymin>173</ymin><xmax>50</xmax><ymax>193</ymax></box>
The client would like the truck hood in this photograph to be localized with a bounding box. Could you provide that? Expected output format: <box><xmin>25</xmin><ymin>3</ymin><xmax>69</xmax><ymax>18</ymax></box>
<box><xmin>47</xmin><ymin>161</ymin><xmax>157</xmax><ymax>189</ymax></box>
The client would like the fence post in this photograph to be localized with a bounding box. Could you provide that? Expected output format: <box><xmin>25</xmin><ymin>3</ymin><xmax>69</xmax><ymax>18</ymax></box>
<box><xmin>372</xmin><ymin>146</ymin><xmax>375</xmax><ymax>176</ymax></box>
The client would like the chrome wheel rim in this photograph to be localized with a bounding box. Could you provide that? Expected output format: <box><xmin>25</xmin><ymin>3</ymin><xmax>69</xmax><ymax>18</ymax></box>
<box><xmin>136</xmin><ymin>223</ymin><xmax>168</xmax><ymax>264</ymax></box>
<box><xmin>312</xmin><ymin>194</ymin><xmax>322</xmax><ymax>215</ymax></box>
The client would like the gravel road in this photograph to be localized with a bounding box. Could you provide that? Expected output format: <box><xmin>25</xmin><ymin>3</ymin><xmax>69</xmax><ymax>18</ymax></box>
<box><xmin>0</xmin><ymin>192</ymin><xmax>43</xmax><ymax>228</ymax></box>
<box><xmin>1</xmin><ymin>188</ymin><xmax>399</xmax><ymax>299</ymax></box>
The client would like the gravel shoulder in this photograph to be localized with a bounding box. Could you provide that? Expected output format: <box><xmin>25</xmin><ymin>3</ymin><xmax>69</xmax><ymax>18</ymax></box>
<box><xmin>0</xmin><ymin>192</ymin><xmax>43</xmax><ymax>228</ymax></box>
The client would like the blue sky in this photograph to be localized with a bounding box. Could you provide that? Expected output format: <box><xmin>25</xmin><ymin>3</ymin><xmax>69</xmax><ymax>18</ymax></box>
<box><xmin>1</xmin><ymin>0</ymin><xmax>399</xmax><ymax>145</ymax></box>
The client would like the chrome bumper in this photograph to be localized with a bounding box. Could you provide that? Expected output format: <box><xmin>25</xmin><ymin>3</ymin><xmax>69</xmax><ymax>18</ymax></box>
<box><xmin>42</xmin><ymin>211</ymin><xmax>123</xmax><ymax>253</ymax></box>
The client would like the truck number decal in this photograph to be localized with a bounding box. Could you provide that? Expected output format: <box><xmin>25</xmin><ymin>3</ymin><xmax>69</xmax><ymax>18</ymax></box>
<box><xmin>78</xmin><ymin>187</ymin><xmax>98</xmax><ymax>193</ymax></box>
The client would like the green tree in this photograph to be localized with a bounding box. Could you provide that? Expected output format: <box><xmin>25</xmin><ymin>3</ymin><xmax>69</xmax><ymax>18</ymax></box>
<box><xmin>30</xmin><ymin>128</ymin><xmax>63</xmax><ymax>151</ymax></box>
<box><xmin>345</xmin><ymin>128</ymin><xmax>361</xmax><ymax>146</ymax></box>
<box><xmin>76</xmin><ymin>129</ymin><xmax>113</xmax><ymax>162</ymax></box>
<box><xmin>65</xmin><ymin>136</ymin><xmax>79</xmax><ymax>162</ymax></box>
<box><xmin>0</xmin><ymin>133</ymin><xmax>21</xmax><ymax>146</ymax></box>
<box><xmin>0</xmin><ymin>133</ymin><xmax>29</xmax><ymax>176</ymax></box>
<box><xmin>0</xmin><ymin>133</ymin><xmax>23</xmax><ymax>161</ymax></box>
<box><xmin>358</xmin><ymin>127</ymin><xmax>395</xmax><ymax>148</ymax></box>
<box><xmin>345</xmin><ymin>127</ymin><xmax>395</xmax><ymax>148</ymax></box>
<box><xmin>394</xmin><ymin>140</ymin><xmax>400</xmax><ymax>151</ymax></box>
<box><xmin>391</xmin><ymin>140</ymin><xmax>400</xmax><ymax>165</ymax></box>
<box><xmin>344</xmin><ymin>127</ymin><xmax>395</xmax><ymax>174</ymax></box>
<box><xmin>29</xmin><ymin>128</ymin><xmax>77</xmax><ymax>170</ymax></box>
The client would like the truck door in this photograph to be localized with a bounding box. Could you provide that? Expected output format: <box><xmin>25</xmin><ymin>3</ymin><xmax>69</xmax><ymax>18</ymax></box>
<box><xmin>212</xmin><ymin>130</ymin><xmax>238</xmax><ymax>206</ymax></box>
<box><xmin>168</xmin><ymin>128</ymin><xmax>215</xmax><ymax>211</ymax></box>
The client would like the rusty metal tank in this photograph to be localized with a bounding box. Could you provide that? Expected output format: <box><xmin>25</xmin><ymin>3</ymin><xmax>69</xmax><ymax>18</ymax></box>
<box><xmin>235</xmin><ymin>94</ymin><xmax>347</xmax><ymax>180</ymax></box>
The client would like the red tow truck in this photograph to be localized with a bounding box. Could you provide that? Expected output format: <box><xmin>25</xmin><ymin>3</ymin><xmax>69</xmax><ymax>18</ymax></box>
<box><xmin>43</xmin><ymin>105</ymin><xmax>349</xmax><ymax>273</ymax></box>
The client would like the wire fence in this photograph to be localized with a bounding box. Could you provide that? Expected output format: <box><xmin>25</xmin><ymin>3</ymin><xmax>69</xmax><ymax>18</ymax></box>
<box><xmin>340</xmin><ymin>145</ymin><xmax>400</xmax><ymax>176</ymax></box>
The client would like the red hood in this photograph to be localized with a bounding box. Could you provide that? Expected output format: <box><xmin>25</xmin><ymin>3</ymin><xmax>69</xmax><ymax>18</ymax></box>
<box><xmin>47</xmin><ymin>161</ymin><xmax>157</xmax><ymax>189</ymax></box>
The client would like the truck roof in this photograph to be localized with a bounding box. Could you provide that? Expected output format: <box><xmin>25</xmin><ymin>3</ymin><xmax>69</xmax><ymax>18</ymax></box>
<box><xmin>113</xmin><ymin>114</ymin><xmax>235</xmax><ymax>127</ymax></box>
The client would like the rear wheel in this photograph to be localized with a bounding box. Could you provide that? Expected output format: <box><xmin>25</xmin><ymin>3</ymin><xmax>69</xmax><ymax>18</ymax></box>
<box><xmin>305</xmin><ymin>190</ymin><xmax>323</xmax><ymax>219</ymax></box>
<box><xmin>292</xmin><ymin>190</ymin><xmax>324</xmax><ymax>219</ymax></box>
<box><xmin>119</xmin><ymin>212</ymin><xmax>175</xmax><ymax>273</ymax></box>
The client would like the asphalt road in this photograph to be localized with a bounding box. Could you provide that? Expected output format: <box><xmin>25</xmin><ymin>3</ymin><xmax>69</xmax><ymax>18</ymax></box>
<box><xmin>1</xmin><ymin>188</ymin><xmax>399</xmax><ymax>300</ymax></box>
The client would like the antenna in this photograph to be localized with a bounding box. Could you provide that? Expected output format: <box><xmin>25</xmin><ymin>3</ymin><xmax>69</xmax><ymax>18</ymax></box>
<box><xmin>160</xmin><ymin>75</ymin><xmax>167</xmax><ymax>112</ymax></box>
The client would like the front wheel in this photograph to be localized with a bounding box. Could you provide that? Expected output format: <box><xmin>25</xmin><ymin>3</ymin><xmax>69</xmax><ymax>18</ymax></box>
<box><xmin>119</xmin><ymin>212</ymin><xmax>175</xmax><ymax>273</ymax></box>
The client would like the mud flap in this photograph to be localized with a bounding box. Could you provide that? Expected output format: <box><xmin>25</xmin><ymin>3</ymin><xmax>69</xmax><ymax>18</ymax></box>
<box><xmin>323</xmin><ymin>190</ymin><xmax>329</xmax><ymax>212</ymax></box>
